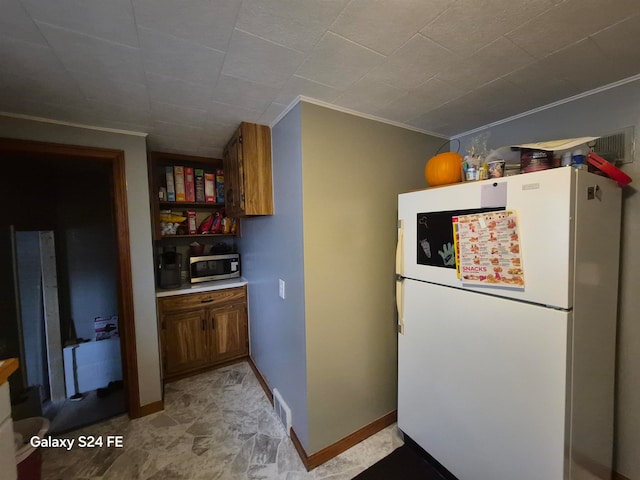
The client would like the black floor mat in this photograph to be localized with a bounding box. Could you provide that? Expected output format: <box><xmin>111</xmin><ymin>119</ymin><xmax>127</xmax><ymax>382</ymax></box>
<box><xmin>352</xmin><ymin>444</ymin><xmax>449</xmax><ymax>480</ymax></box>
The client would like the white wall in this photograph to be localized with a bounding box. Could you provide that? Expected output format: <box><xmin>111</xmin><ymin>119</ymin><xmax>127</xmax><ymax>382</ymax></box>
<box><xmin>0</xmin><ymin>114</ymin><xmax>162</xmax><ymax>407</ymax></box>
<box><xmin>453</xmin><ymin>79</ymin><xmax>640</xmax><ymax>479</ymax></box>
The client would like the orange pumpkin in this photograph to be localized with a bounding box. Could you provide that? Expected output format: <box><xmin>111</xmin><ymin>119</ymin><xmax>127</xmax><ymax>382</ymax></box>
<box><xmin>425</xmin><ymin>151</ymin><xmax>463</xmax><ymax>186</ymax></box>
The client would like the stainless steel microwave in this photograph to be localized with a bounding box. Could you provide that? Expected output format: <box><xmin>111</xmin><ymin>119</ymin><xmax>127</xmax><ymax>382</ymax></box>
<box><xmin>189</xmin><ymin>254</ymin><xmax>240</xmax><ymax>283</ymax></box>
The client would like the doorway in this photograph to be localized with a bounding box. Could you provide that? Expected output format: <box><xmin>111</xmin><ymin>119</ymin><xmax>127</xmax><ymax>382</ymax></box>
<box><xmin>0</xmin><ymin>138</ymin><xmax>140</xmax><ymax>425</ymax></box>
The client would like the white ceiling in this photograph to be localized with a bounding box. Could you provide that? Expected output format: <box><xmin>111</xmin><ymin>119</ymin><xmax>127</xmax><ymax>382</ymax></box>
<box><xmin>1</xmin><ymin>0</ymin><xmax>639</xmax><ymax>158</ymax></box>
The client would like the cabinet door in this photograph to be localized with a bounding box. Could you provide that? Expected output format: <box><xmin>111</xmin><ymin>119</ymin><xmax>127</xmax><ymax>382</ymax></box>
<box><xmin>239</xmin><ymin>122</ymin><xmax>273</xmax><ymax>215</ymax></box>
<box><xmin>223</xmin><ymin>127</ymin><xmax>245</xmax><ymax>216</ymax></box>
<box><xmin>162</xmin><ymin>308</ymin><xmax>210</xmax><ymax>376</ymax></box>
<box><xmin>223</xmin><ymin>122</ymin><xmax>273</xmax><ymax>217</ymax></box>
<box><xmin>210</xmin><ymin>303</ymin><xmax>248</xmax><ymax>362</ymax></box>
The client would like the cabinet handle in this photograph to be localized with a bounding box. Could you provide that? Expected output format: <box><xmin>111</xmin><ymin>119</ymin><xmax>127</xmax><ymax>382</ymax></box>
<box><xmin>201</xmin><ymin>298</ymin><xmax>214</xmax><ymax>303</ymax></box>
<box><xmin>202</xmin><ymin>318</ymin><xmax>206</xmax><ymax>331</ymax></box>
<box><xmin>210</xmin><ymin>316</ymin><xmax>215</xmax><ymax>329</ymax></box>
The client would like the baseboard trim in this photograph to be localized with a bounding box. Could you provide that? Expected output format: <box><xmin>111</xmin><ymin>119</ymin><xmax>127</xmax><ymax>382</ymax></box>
<box><xmin>229</xmin><ymin>360</ymin><xmax>635</xmax><ymax>479</ymax></box>
<box><xmin>289</xmin><ymin>428</ymin><xmax>311</xmax><ymax>470</ymax></box>
<box><xmin>132</xmin><ymin>400</ymin><xmax>163</xmax><ymax>418</ymax></box>
<box><xmin>613</xmin><ymin>472</ymin><xmax>631</xmax><ymax>480</ymax></box>
<box><xmin>247</xmin><ymin>356</ymin><xmax>396</xmax><ymax>471</ymax></box>
<box><xmin>163</xmin><ymin>356</ymin><xmax>248</xmax><ymax>384</ymax></box>
<box><xmin>572</xmin><ymin>450</ymin><xmax>630</xmax><ymax>480</ymax></box>
<box><xmin>290</xmin><ymin>410</ymin><xmax>398</xmax><ymax>471</ymax></box>
<box><xmin>247</xmin><ymin>356</ymin><xmax>273</xmax><ymax>405</ymax></box>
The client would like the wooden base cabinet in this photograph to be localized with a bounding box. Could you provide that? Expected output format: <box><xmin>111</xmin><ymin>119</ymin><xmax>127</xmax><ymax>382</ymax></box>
<box><xmin>159</xmin><ymin>286</ymin><xmax>248</xmax><ymax>381</ymax></box>
<box><xmin>162</xmin><ymin>309</ymin><xmax>210</xmax><ymax>376</ymax></box>
<box><xmin>210</xmin><ymin>302</ymin><xmax>248</xmax><ymax>362</ymax></box>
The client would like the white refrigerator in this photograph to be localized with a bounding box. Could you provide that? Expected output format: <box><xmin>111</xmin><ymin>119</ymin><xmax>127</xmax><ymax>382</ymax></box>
<box><xmin>396</xmin><ymin>167</ymin><xmax>622</xmax><ymax>480</ymax></box>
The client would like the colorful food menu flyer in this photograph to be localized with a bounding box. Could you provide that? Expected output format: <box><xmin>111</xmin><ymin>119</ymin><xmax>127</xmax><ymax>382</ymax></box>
<box><xmin>452</xmin><ymin>215</ymin><xmax>461</xmax><ymax>278</ymax></box>
<box><xmin>456</xmin><ymin>210</ymin><xmax>524</xmax><ymax>288</ymax></box>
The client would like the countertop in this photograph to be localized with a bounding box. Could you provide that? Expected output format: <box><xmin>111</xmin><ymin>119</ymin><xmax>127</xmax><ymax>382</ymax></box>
<box><xmin>0</xmin><ymin>358</ymin><xmax>18</xmax><ymax>385</ymax></box>
<box><xmin>156</xmin><ymin>277</ymin><xmax>248</xmax><ymax>297</ymax></box>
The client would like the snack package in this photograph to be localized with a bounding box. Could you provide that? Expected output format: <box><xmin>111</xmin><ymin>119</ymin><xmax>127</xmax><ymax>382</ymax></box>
<box><xmin>198</xmin><ymin>214</ymin><xmax>214</xmax><ymax>234</ymax></box>
<box><xmin>211</xmin><ymin>211</ymin><xmax>223</xmax><ymax>234</ymax></box>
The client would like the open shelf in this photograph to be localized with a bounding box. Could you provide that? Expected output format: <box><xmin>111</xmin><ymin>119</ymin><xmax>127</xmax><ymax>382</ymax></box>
<box><xmin>159</xmin><ymin>201</ymin><xmax>225</xmax><ymax>209</ymax></box>
<box><xmin>148</xmin><ymin>151</ymin><xmax>235</xmax><ymax>241</ymax></box>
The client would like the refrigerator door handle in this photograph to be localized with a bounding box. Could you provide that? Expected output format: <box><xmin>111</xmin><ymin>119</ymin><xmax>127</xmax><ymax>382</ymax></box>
<box><xmin>396</xmin><ymin>278</ymin><xmax>405</xmax><ymax>334</ymax></box>
<box><xmin>396</xmin><ymin>219</ymin><xmax>404</xmax><ymax>277</ymax></box>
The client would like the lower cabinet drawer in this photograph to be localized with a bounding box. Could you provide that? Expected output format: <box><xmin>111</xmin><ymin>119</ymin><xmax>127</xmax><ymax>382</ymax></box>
<box><xmin>159</xmin><ymin>286</ymin><xmax>246</xmax><ymax>312</ymax></box>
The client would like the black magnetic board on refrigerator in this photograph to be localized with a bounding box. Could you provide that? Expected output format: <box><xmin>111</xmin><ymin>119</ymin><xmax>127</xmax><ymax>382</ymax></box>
<box><xmin>416</xmin><ymin>207</ymin><xmax>504</xmax><ymax>269</ymax></box>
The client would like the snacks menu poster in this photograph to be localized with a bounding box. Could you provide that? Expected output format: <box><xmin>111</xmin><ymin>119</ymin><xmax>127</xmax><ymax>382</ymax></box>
<box><xmin>455</xmin><ymin>210</ymin><xmax>524</xmax><ymax>288</ymax></box>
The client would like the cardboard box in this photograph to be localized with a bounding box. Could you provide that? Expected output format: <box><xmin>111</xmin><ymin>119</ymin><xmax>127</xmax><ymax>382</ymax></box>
<box><xmin>165</xmin><ymin>166</ymin><xmax>176</xmax><ymax>202</ymax></box>
<box><xmin>186</xmin><ymin>210</ymin><xmax>197</xmax><ymax>234</ymax></box>
<box><xmin>184</xmin><ymin>167</ymin><xmax>195</xmax><ymax>202</ymax></box>
<box><xmin>95</xmin><ymin>315</ymin><xmax>119</xmax><ymax>341</ymax></box>
<box><xmin>215</xmin><ymin>168</ymin><xmax>224</xmax><ymax>203</ymax></box>
<box><xmin>174</xmin><ymin>166</ymin><xmax>185</xmax><ymax>202</ymax></box>
<box><xmin>205</xmin><ymin>172</ymin><xmax>215</xmax><ymax>203</ymax></box>
<box><xmin>194</xmin><ymin>168</ymin><xmax>205</xmax><ymax>203</ymax></box>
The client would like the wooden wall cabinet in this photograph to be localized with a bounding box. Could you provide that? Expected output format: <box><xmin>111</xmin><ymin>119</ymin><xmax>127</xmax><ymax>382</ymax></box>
<box><xmin>223</xmin><ymin>122</ymin><xmax>274</xmax><ymax>217</ymax></box>
<box><xmin>158</xmin><ymin>286</ymin><xmax>248</xmax><ymax>381</ymax></box>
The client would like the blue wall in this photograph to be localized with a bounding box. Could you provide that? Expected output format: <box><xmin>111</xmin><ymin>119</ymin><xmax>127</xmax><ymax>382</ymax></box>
<box><xmin>56</xmin><ymin>167</ymin><xmax>118</xmax><ymax>341</ymax></box>
<box><xmin>236</xmin><ymin>103</ymin><xmax>309</xmax><ymax>447</ymax></box>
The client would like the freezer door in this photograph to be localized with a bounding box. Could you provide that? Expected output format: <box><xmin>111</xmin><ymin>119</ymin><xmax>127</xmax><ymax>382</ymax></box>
<box><xmin>399</xmin><ymin>167</ymin><xmax>578</xmax><ymax>309</ymax></box>
<box><xmin>398</xmin><ymin>279</ymin><xmax>570</xmax><ymax>480</ymax></box>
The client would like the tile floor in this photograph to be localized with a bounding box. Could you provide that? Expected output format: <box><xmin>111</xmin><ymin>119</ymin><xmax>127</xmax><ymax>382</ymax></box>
<box><xmin>44</xmin><ymin>388</ymin><xmax>126</xmax><ymax>436</ymax></box>
<box><xmin>42</xmin><ymin>361</ymin><xmax>403</xmax><ymax>479</ymax></box>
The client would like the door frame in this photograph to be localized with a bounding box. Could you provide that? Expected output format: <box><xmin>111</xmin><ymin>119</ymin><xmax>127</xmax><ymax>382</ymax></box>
<box><xmin>0</xmin><ymin>137</ymin><xmax>141</xmax><ymax>417</ymax></box>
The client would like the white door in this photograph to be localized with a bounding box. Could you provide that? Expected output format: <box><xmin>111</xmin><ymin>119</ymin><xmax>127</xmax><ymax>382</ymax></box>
<box><xmin>398</xmin><ymin>279</ymin><xmax>569</xmax><ymax>480</ymax></box>
<box><xmin>398</xmin><ymin>167</ymin><xmax>576</xmax><ymax>309</ymax></box>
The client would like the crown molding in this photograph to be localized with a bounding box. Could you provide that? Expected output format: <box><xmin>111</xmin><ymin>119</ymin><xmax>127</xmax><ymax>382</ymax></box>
<box><xmin>270</xmin><ymin>96</ymin><xmax>447</xmax><ymax>140</ymax></box>
<box><xmin>0</xmin><ymin>111</ymin><xmax>148</xmax><ymax>137</ymax></box>
<box><xmin>451</xmin><ymin>73</ymin><xmax>640</xmax><ymax>140</ymax></box>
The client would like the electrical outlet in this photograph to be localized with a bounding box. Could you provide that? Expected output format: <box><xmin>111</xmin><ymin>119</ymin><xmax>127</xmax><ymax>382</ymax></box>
<box><xmin>279</xmin><ymin>279</ymin><xmax>285</xmax><ymax>299</ymax></box>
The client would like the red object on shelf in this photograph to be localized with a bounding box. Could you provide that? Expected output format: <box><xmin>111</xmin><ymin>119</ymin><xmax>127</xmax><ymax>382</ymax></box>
<box><xmin>186</xmin><ymin>210</ymin><xmax>197</xmax><ymax>234</ymax></box>
<box><xmin>204</xmin><ymin>173</ymin><xmax>215</xmax><ymax>203</ymax></box>
<box><xmin>587</xmin><ymin>152</ymin><xmax>632</xmax><ymax>187</ymax></box>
